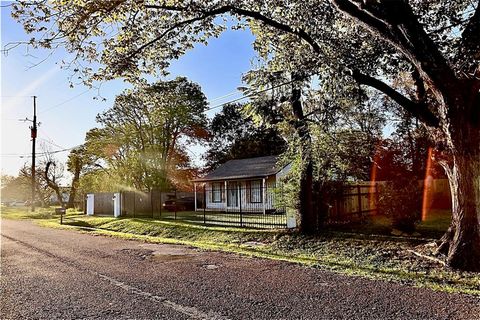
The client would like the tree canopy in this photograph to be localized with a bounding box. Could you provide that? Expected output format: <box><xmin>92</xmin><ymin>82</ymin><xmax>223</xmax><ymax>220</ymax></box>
<box><xmin>205</xmin><ymin>103</ymin><xmax>287</xmax><ymax>170</ymax></box>
<box><xmin>84</xmin><ymin>77</ymin><xmax>208</xmax><ymax>191</ymax></box>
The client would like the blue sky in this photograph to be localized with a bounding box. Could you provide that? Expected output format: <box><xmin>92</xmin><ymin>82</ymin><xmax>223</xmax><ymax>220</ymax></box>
<box><xmin>1</xmin><ymin>4</ymin><xmax>256</xmax><ymax>178</ymax></box>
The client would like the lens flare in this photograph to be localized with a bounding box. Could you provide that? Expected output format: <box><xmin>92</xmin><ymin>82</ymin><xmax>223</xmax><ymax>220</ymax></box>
<box><xmin>369</xmin><ymin>159</ymin><xmax>378</xmax><ymax>211</ymax></box>
<box><xmin>369</xmin><ymin>142</ymin><xmax>381</xmax><ymax>212</ymax></box>
<box><xmin>421</xmin><ymin>147</ymin><xmax>434</xmax><ymax>221</ymax></box>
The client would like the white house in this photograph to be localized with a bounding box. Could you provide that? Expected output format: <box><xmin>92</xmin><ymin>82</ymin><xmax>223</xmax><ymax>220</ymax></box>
<box><xmin>193</xmin><ymin>155</ymin><xmax>290</xmax><ymax>214</ymax></box>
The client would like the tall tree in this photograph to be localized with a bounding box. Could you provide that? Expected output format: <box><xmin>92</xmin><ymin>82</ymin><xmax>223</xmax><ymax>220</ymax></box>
<box><xmin>242</xmin><ymin>69</ymin><xmax>384</xmax><ymax>230</ymax></box>
<box><xmin>65</xmin><ymin>146</ymin><xmax>95</xmax><ymax>208</ymax></box>
<box><xmin>84</xmin><ymin>78</ymin><xmax>208</xmax><ymax>191</ymax></box>
<box><xmin>1</xmin><ymin>175</ymin><xmax>30</xmax><ymax>203</ymax></box>
<box><xmin>44</xmin><ymin>160</ymin><xmax>65</xmax><ymax>207</ymax></box>
<box><xmin>17</xmin><ymin>161</ymin><xmax>57</xmax><ymax>207</ymax></box>
<box><xmin>205</xmin><ymin>103</ymin><xmax>287</xmax><ymax>170</ymax></box>
<box><xmin>12</xmin><ymin>1</ymin><xmax>480</xmax><ymax>270</ymax></box>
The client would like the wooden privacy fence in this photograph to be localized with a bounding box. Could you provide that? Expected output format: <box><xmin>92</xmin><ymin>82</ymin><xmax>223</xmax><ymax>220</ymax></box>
<box><xmin>121</xmin><ymin>190</ymin><xmax>192</xmax><ymax>218</ymax></box>
<box><xmin>314</xmin><ymin>183</ymin><xmax>379</xmax><ymax>223</ymax></box>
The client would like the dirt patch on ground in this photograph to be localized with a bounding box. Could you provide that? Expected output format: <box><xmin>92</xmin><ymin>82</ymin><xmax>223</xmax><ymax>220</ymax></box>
<box><xmin>117</xmin><ymin>248</ymin><xmax>154</xmax><ymax>260</ymax></box>
<box><xmin>138</xmin><ymin>243</ymin><xmax>201</xmax><ymax>262</ymax></box>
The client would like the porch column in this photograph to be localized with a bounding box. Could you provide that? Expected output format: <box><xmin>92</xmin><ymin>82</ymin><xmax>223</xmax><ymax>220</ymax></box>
<box><xmin>194</xmin><ymin>182</ymin><xmax>197</xmax><ymax>212</ymax></box>
<box><xmin>224</xmin><ymin>180</ymin><xmax>228</xmax><ymax>211</ymax></box>
<box><xmin>262</xmin><ymin>178</ymin><xmax>266</xmax><ymax>215</ymax></box>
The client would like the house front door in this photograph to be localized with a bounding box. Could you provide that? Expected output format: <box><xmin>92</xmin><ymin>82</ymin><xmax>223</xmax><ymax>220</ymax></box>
<box><xmin>227</xmin><ymin>182</ymin><xmax>239</xmax><ymax>209</ymax></box>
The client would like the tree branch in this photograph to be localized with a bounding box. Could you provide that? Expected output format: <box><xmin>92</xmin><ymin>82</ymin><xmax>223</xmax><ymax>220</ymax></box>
<box><xmin>411</xmin><ymin>68</ymin><xmax>426</xmax><ymax>103</ymax></box>
<box><xmin>227</xmin><ymin>6</ymin><xmax>321</xmax><ymax>54</ymax></box>
<box><xmin>144</xmin><ymin>4</ymin><xmax>186</xmax><ymax>11</ymax></box>
<box><xmin>124</xmin><ymin>13</ymin><xmax>215</xmax><ymax>62</ymax></box>
<box><xmin>460</xmin><ymin>1</ymin><xmax>480</xmax><ymax>60</ymax></box>
<box><xmin>45</xmin><ymin>161</ymin><xmax>64</xmax><ymax>207</ymax></box>
<box><xmin>332</xmin><ymin>0</ymin><xmax>459</xmax><ymax>104</ymax></box>
<box><xmin>350</xmin><ymin>69</ymin><xmax>440</xmax><ymax>127</ymax></box>
<box><xmin>137</xmin><ymin>5</ymin><xmax>322</xmax><ymax>55</ymax></box>
<box><xmin>332</xmin><ymin>0</ymin><xmax>393</xmax><ymax>39</ymax></box>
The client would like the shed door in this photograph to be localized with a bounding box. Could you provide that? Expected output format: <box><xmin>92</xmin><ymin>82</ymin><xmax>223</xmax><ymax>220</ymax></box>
<box><xmin>113</xmin><ymin>193</ymin><xmax>121</xmax><ymax>217</ymax></box>
<box><xmin>86</xmin><ymin>194</ymin><xmax>94</xmax><ymax>215</ymax></box>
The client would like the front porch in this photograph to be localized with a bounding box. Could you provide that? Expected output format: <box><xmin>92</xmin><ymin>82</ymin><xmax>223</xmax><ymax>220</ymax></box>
<box><xmin>193</xmin><ymin>178</ymin><xmax>282</xmax><ymax>215</ymax></box>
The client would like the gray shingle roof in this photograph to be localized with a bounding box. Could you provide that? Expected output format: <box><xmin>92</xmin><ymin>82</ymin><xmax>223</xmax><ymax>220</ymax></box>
<box><xmin>195</xmin><ymin>155</ymin><xmax>280</xmax><ymax>182</ymax></box>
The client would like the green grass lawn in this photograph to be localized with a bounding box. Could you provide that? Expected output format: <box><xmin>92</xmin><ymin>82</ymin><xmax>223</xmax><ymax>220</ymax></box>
<box><xmin>327</xmin><ymin>209</ymin><xmax>451</xmax><ymax>239</ymax></box>
<box><xmin>2</xmin><ymin>206</ymin><xmax>478</xmax><ymax>295</ymax></box>
<box><xmin>416</xmin><ymin>210</ymin><xmax>452</xmax><ymax>237</ymax></box>
<box><xmin>0</xmin><ymin>206</ymin><xmax>84</xmax><ymax>220</ymax></box>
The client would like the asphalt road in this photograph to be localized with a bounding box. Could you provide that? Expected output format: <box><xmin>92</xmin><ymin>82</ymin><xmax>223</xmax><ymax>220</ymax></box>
<box><xmin>1</xmin><ymin>219</ymin><xmax>479</xmax><ymax>320</ymax></box>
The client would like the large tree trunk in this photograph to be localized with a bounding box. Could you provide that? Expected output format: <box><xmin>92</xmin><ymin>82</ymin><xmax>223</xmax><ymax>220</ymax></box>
<box><xmin>446</xmin><ymin>153</ymin><xmax>480</xmax><ymax>271</ymax></box>
<box><xmin>298</xmin><ymin>144</ymin><xmax>315</xmax><ymax>233</ymax></box>
<box><xmin>66</xmin><ymin>167</ymin><xmax>80</xmax><ymax>209</ymax></box>
<box><xmin>45</xmin><ymin>161</ymin><xmax>65</xmax><ymax>208</ymax></box>
<box><xmin>438</xmin><ymin>111</ymin><xmax>480</xmax><ymax>271</ymax></box>
<box><xmin>290</xmin><ymin>76</ymin><xmax>317</xmax><ymax>234</ymax></box>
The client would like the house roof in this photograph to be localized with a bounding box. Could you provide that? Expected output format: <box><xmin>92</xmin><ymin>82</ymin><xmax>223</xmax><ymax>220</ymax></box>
<box><xmin>194</xmin><ymin>155</ymin><xmax>281</xmax><ymax>182</ymax></box>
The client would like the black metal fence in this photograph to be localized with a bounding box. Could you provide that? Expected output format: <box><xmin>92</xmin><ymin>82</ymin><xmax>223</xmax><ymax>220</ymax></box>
<box><xmin>115</xmin><ymin>186</ymin><xmax>288</xmax><ymax>229</ymax></box>
<box><xmin>87</xmin><ymin>182</ymin><xmax>379</xmax><ymax>229</ymax></box>
<box><xmin>194</xmin><ymin>185</ymin><xmax>287</xmax><ymax>229</ymax></box>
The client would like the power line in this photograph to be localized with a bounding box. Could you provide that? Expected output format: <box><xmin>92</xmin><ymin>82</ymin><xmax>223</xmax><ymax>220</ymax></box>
<box><xmin>205</xmin><ymin>77</ymin><xmax>298</xmax><ymax>111</ymax></box>
<box><xmin>0</xmin><ymin>145</ymin><xmax>82</xmax><ymax>158</ymax></box>
<box><xmin>0</xmin><ymin>95</ymin><xmax>32</xmax><ymax>98</ymax></box>
<box><xmin>2</xmin><ymin>118</ymin><xmax>27</xmax><ymax>121</ymax></box>
<box><xmin>39</xmin><ymin>137</ymin><xmax>66</xmax><ymax>150</ymax></box>
<box><xmin>207</xmin><ymin>89</ymin><xmax>243</xmax><ymax>104</ymax></box>
<box><xmin>39</xmin><ymin>89</ymin><xmax>91</xmax><ymax>114</ymax></box>
<box><xmin>38</xmin><ymin>128</ymin><xmax>66</xmax><ymax>149</ymax></box>
<box><xmin>207</xmin><ymin>95</ymin><xmax>250</xmax><ymax>111</ymax></box>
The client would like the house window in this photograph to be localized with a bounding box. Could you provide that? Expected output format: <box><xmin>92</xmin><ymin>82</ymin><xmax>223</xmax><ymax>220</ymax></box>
<box><xmin>250</xmin><ymin>180</ymin><xmax>263</xmax><ymax>203</ymax></box>
<box><xmin>212</xmin><ymin>182</ymin><xmax>223</xmax><ymax>203</ymax></box>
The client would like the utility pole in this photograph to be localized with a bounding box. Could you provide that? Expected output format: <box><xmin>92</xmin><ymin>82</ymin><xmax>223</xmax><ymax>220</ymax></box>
<box><xmin>31</xmin><ymin>96</ymin><xmax>37</xmax><ymax>212</ymax></box>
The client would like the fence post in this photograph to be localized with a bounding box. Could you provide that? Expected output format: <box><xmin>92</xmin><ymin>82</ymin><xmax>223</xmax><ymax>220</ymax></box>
<box><xmin>335</xmin><ymin>198</ymin><xmax>340</xmax><ymax>220</ymax></box>
<box><xmin>203</xmin><ymin>184</ymin><xmax>206</xmax><ymax>225</ymax></box>
<box><xmin>133</xmin><ymin>192</ymin><xmax>136</xmax><ymax>218</ymax></box>
<box><xmin>262</xmin><ymin>178</ymin><xmax>266</xmax><ymax>215</ymax></box>
<box><xmin>224</xmin><ymin>181</ymin><xmax>228</xmax><ymax>212</ymax></box>
<box><xmin>120</xmin><ymin>191</ymin><xmax>123</xmax><ymax>216</ymax></box>
<box><xmin>357</xmin><ymin>185</ymin><xmax>362</xmax><ymax>217</ymax></box>
<box><xmin>194</xmin><ymin>183</ymin><xmax>197</xmax><ymax>212</ymax></box>
<box><xmin>151</xmin><ymin>189</ymin><xmax>154</xmax><ymax>219</ymax></box>
<box><xmin>159</xmin><ymin>190</ymin><xmax>162</xmax><ymax>218</ymax></box>
<box><xmin>174</xmin><ymin>189</ymin><xmax>177</xmax><ymax>220</ymax></box>
<box><xmin>239</xmin><ymin>185</ymin><xmax>243</xmax><ymax>227</ymax></box>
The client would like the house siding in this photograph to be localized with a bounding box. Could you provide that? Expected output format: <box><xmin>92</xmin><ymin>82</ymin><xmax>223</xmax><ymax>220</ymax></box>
<box><xmin>199</xmin><ymin>177</ymin><xmax>279</xmax><ymax>213</ymax></box>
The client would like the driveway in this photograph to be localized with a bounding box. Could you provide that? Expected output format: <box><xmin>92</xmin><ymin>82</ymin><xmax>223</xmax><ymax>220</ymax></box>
<box><xmin>1</xmin><ymin>219</ymin><xmax>479</xmax><ymax>319</ymax></box>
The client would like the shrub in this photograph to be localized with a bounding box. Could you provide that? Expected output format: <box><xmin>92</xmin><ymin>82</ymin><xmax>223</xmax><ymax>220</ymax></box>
<box><xmin>377</xmin><ymin>178</ymin><xmax>422</xmax><ymax>233</ymax></box>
